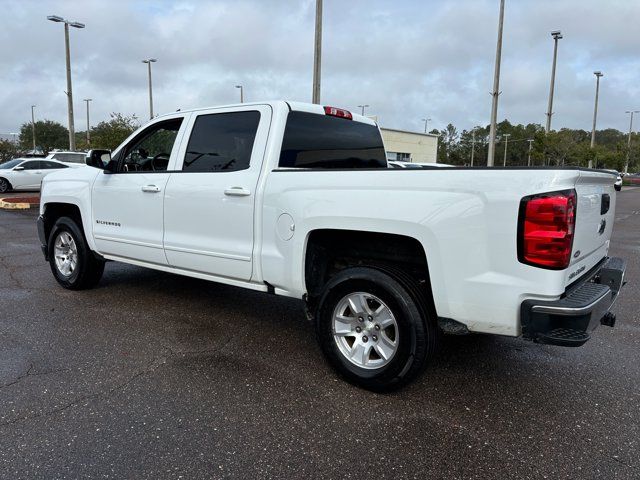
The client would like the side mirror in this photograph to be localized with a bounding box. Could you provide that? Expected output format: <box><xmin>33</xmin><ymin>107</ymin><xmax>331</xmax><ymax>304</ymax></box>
<box><xmin>13</xmin><ymin>166</ymin><xmax>24</xmax><ymax>171</ymax></box>
<box><xmin>86</xmin><ymin>149</ymin><xmax>111</xmax><ymax>169</ymax></box>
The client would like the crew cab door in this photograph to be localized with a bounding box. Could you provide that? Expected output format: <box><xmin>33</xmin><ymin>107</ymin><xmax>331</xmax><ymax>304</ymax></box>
<box><xmin>91</xmin><ymin>115</ymin><xmax>189</xmax><ymax>265</ymax></box>
<box><xmin>163</xmin><ymin>105</ymin><xmax>271</xmax><ymax>281</ymax></box>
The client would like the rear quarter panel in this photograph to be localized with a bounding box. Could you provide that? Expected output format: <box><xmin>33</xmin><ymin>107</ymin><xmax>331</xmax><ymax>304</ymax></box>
<box><xmin>261</xmin><ymin>168</ymin><xmax>590</xmax><ymax>336</ymax></box>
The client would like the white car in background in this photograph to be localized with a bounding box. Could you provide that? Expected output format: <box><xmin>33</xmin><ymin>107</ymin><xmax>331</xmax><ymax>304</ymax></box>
<box><xmin>387</xmin><ymin>160</ymin><xmax>423</xmax><ymax>169</ymax></box>
<box><xmin>0</xmin><ymin>158</ymin><xmax>74</xmax><ymax>193</ymax></box>
<box><xmin>388</xmin><ymin>161</ymin><xmax>454</xmax><ymax>169</ymax></box>
<box><xmin>603</xmin><ymin>169</ymin><xmax>622</xmax><ymax>191</ymax></box>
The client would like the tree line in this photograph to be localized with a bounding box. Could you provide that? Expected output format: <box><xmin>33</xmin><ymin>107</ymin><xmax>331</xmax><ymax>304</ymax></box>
<box><xmin>0</xmin><ymin>113</ymin><xmax>139</xmax><ymax>162</ymax></box>
<box><xmin>431</xmin><ymin>120</ymin><xmax>639</xmax><ymax>171</ymax></box>
<box><xmin>1</xmin><ymin>114</ymin><xmax>638</xmax><ymax>172</ymax></box>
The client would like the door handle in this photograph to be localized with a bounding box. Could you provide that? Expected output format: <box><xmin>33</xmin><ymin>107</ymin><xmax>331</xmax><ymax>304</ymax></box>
<box><xmin>224</xmin><ymin>187</ymin><xmax>251</xmax><ymax>197</ymax></box>
<box><xmin>141</xmin><ymin>185</ymin><xmax>161</xmax><ymax>193</ymax></box>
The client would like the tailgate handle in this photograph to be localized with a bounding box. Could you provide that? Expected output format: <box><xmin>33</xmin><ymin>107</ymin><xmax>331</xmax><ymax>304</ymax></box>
<box><xmin>601</xmin><ymin>194</ymin><xmax>610</xmax><ymax>215</ymax></box>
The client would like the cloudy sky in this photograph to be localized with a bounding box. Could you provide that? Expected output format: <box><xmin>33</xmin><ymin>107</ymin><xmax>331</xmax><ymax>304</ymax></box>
<box><xmin>1</xmin><ymin>0</ymin><xmax>639</xmax><ymax>136</ymax></box>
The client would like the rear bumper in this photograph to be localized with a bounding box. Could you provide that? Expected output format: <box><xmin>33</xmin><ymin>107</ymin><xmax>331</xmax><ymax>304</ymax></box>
<box><xmin>521</xmin><ymin>257</ymin><xmax>626</xmax><ymax>346</ymax></box>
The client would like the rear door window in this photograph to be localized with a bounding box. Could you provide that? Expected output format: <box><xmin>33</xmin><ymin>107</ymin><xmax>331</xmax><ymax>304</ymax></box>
<box><xmin>182</xmin><ymin>111</ymin><xmax>261</xmax><ymax>172</ymax></box>
<box><xmin>279</xmin><ymin>111</ymin><xmax>387</xmax><ymax>169</ymax></box>
<box><xmin>41</xmin><ymin>160</ymin><xmax>67</xmax><ymax>169</ymax></box>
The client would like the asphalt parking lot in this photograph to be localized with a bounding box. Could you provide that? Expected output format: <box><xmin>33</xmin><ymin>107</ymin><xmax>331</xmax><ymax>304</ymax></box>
<box><xmin>0</xmin><ymin>190</ymin><xmax>638</xmax><ymax>479</ymax></box>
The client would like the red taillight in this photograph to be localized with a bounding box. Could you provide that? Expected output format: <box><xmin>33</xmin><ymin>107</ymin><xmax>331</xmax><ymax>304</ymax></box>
<box><xmin>323</xmin><ymin>106</ymin><xmax>353</xmax><ymax>120</ymax></box>
<box><xmin>518</xmin><ymin>190</ymin><xmax>576</xmax><ymax>269</ymax></box>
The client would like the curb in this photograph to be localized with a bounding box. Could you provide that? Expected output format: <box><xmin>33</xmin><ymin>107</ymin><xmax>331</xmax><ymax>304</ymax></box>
<box><xmin>0</xmin><ymin>197</ymin><xmax>39</xmax><ymax>210</ymax></box>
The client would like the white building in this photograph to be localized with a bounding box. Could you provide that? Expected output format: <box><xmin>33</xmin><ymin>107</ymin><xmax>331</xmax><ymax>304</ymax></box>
<box><xmin>380</xmin><ymin>128</ymin><xmax>439</xmax><ymax>163</ymax></box>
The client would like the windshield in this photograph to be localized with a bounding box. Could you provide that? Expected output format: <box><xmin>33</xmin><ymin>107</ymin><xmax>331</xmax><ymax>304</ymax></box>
<box><xmin>0</xmin><ymin>159</ymin><xmax>23</xmax><ymax>169</ymax></box>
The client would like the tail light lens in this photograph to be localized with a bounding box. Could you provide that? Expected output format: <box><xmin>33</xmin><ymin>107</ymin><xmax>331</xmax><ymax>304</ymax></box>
<box><xmin>518</xmin><ymin>189</ymin><xmax>576</xmax><ymax>269</ymax></box>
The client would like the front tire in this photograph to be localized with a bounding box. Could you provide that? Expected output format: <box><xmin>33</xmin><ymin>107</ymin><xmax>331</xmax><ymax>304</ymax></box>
<box><xmin>315</xmin><ymin>267</ymin><xmax>438</xmax><ymax>391</ymax></box>
<box><xmin>48</xmin><ymin>216</ymin><xmax>105</xmax><ymax>290</ymax></box>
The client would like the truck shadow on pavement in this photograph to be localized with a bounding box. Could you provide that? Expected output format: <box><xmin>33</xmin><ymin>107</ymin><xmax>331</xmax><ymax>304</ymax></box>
<box><xmin>93</xmin><ymin>262</ymin><xmax>590</xmax><ymax>408</ymax></box>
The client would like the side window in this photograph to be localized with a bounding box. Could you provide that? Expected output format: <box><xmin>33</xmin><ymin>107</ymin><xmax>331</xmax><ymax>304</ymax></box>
<box><xmin>118</xmin><ymin>118</ymin><xmax>183</xmax><ymax>172</ymax></box>
<box><xmin>182</xmin><ymin>111</ymin><xmax>260</xmax><ymax>172</ymax></box>
<box><xmin>21</xmin><ymin>161</ymin><xmax>40</xmax><ymax>170</ymax></box>
<box><xmin>42</xmin><ymin>161</ymin><xmax>67</xmax><ymax>169</ymax></box>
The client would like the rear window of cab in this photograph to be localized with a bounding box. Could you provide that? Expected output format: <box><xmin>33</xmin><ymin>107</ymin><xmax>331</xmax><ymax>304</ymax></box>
<box><xmin>279</xmin><ymin>111</ymin><xmax>387</xmax><ymax>169</ymax></box>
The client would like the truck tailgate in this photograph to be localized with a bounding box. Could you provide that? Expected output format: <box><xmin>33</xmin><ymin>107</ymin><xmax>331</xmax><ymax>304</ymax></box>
<box><xmin>567</xmin><ymin>170</ymin><xmax>617</xmax><ymax>286</ymax></box>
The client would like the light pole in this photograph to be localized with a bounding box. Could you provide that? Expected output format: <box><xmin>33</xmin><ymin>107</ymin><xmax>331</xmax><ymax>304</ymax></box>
<box><xmin>502</xmin><ymin>133</ymin><xmax>511</xmax><ymax>166</ymax></box>
<box><xmin>422</xmin><ymin>117</ymin><xmax>431</xmax><ymax>133</ymax></box>
<box><xmin>235</xmin><ymin>85</ymin><xmax>244</xmax><ymax>103</ymax></box>
<box><xmin>312</xmin><ymin>0</ymin><xmax>323</xmax><ymax>104</ymax></box>
<box><xmin>30</xmin><ymin>105</ymin><xmax>36</xmax><ymax>151</ymax></box>
<box><xmin>358</xmin><ymin>104</ymin><xmax>369</xmax><ymax>116</ymax></box>
<box><xmin>527</xmin><ymin>138</ymin><xmax>534</xmax><ymax>166</ymax></box>
<box><xmin>545</xmin><ymin>30</ymin><xmax>563</xmax><ymax>133</ymax></box>
<box><xmin>84</xmin><ymin>99</ymin><xmax>92</xmax><ymax>147</ymax></box>
<box><xmin>590</xmin><ymin>71</ymin><xmax>604</xmax><ymax>168</ymax></box>
<box><xmin>470</xmin><ymin>128</ymin><xmax>477</xmax><ymax>166</ymax></box>
<box><xmin>142</xmin><ymin>59</ymin><xmax>157</xmax><ymax>119</ymax></box>
<box><xmin>487</xmin><ymin>0</ymin><xmax>505</xmax><ymax>166</ymax></box>
<box><xmin>47</xmin><ymin>15</ymin><xmax>85</xmax><ymax>152</ymax></box>
<box><xmin>624</xmin><ymin>110</ymin><xmax>640</xmax><ymax>174</ymax></box>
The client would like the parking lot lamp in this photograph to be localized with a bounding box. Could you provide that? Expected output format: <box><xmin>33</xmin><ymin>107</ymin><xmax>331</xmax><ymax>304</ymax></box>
<box><xmin>487</xmin><ymin>0</ymin><xmax>505</xmax><ymax>166</ymax></box>
<box><xmin>589</xmin><ymin>71</ymin><xmax>604</xmax><ymax>168</ymax></box>
<box><xmin>422</xmin><ymin>117</ymin><xmax>431</xmax><ymax>134</ymax></box>
<box><xmin>236</xmin><ymin>85</ymin><xmax>244</xmax><ymax>103</ymax></box>
<box><xmin>502</xmin><ymin>133</ymin><xmax>511</xmax><ymax>166</ymax></box>
<box><xmin>624</xmin><ymin>110</ymin><xmax>640</xmax><ymax>174</ymax></box>
<box><xmin>31</xmin><ymin>105</ymin><xmax>36</xmax><ymax>151</ymax></box>
<box><xmin>142</xmin><ymin>59</ymin><xmax>157</xmax><ymax>119</ymax></box>
<box><xmin>545</xmin><ymin>31</ymin><xmax>563</xmax><ymax>133</ymax></box>
<box><xmin>471</xmin><ymin>128</ymin><xmax>477</xmax><ymax>166</ymax></box>
<box><xmin>84</xmin><ymin>99</ymin><xmax>92</xmax><ymax>146</ymax></box>
<box><xmin>358</xmin><ymin>105</ymin><xmax>369</xmax><ymax>116</ymax></box>
<box><xmin>47</xmin><ymin>15</ymin><xmax>85</xmax><ymax>152</ymax></box>
<box><xmin>312</xmin><ymin>0</ymin><xmax>322</xmax><ymax>103</ymax></box>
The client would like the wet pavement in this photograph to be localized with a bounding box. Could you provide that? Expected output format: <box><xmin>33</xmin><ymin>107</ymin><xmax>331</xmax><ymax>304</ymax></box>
<box><xmin>0</xmin><ymin>189</ymin><xmax>638</xmax><ymax>479</ymax></box>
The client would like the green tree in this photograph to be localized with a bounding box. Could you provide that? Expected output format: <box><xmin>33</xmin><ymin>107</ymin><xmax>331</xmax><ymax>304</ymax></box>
<box><xmin>90</xmin><ymin>113</ymin><xmax>140</xmax><ymax>151</ymax></box>
<box><xmin>430</xmin><ymin>120</ymin><xmax>635</xmax><ymax>169</ymax></box>
<box><xmin>18</xmin><ymin>120</ymin><xmax>68</xmax><ymax>153</ymax></box>
<box><xmin>0</xmin><ymin>140</ymin><xmax>21</xmax><ymax>163</ymax></box>
<box><xmin>437</xmin><ymin>124</ymin><xmax>459</xmax><ymax>163</ymax></box>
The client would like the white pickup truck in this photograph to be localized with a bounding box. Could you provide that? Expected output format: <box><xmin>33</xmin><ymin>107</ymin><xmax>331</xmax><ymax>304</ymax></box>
<box><xmin>37</xmin><ymin>101</ymin><xmax>626</xmax><ymax>391</ymax></box>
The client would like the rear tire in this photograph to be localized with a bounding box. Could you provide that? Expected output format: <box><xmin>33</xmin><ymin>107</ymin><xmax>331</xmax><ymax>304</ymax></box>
<box><xmin>0</xmin><ymin>178</ymin><xmax>10</xmax><ymax>193</ymax></box>
<box><xmin>315</xmin><ymin>266</ymin><xmax>438</xmax><ymax>392</ymax></box>
<box><xmin>48</xmin><ymin>216</ymin><xmax>105</xmax><ymax>290</ymax></box>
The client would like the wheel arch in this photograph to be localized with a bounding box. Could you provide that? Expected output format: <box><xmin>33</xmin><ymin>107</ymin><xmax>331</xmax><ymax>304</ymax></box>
<box><xmin>303</xmin><ymin>229</ymin><xmax>437</xmax><ymax>317</ymax></box>
<box><xmin>42</xmin><ymin>202</ymin><xmax>86</xmax><ymax>246</ymax></box>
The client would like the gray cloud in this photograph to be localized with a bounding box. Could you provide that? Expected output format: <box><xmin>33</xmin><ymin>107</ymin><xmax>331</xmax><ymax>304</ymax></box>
<box><xmin>1</xmin><ymin>0</ymin><xmax>638</xmax><ymax>137</ymax></box>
